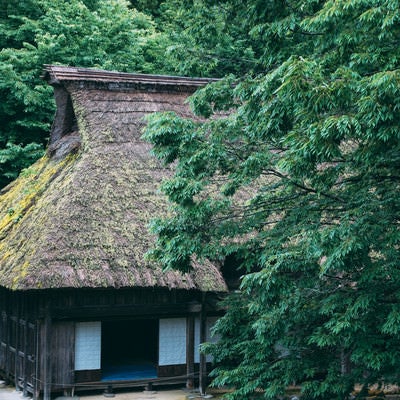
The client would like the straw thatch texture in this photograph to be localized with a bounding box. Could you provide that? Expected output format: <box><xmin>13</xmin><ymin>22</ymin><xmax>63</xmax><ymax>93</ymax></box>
<box><xmin>0</xmin><ymin>66</ymin><xmax>226</xmax><ymax>292</ymax></box>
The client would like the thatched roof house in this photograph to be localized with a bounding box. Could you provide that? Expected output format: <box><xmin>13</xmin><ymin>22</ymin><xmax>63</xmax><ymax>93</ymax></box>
<box><xmin>0</xmin><ymin>65</ymin><xmax>225</xmax><ymax>292</ymax></box>
<box><xmin>0</xmin><ymin>66</ymin><xmax>226</xmax><ymax>399</ymax></box>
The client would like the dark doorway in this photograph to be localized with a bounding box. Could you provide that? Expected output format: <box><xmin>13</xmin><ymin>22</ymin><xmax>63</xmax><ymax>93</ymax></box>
<box><xmin>101</xmin><ymin>319</ymin><xmax>158</xmax><ymax>381</ymax></box>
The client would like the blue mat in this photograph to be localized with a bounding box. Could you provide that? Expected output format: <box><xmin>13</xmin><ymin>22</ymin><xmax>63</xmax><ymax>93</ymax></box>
<box><xmin>101</xmin><ymin>362</ymin><xmax>157</xmax><ymax>381</ymax></box>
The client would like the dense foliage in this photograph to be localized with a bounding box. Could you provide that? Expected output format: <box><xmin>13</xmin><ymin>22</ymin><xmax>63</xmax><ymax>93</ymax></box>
<box><xmin>152</xmin><ymin>0</ymin><xmax>263</xmax><ymax>77</ymax></box>
<box><xmin>143</xmin><ymin>0</ymin><xmax>400</xmax><ymax>399</ymax></box>
<box><xmin>2</xmin><ymin>0</ymin><xmax>400</xmax><ymax>397</ymax></box>
<box><xmin>0</xmin><ymin>0</ymin><xmax>167</xmax><ymax>187</ymax></box>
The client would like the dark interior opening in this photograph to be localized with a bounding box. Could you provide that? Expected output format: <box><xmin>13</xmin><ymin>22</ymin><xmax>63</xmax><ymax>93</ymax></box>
<box><xmin>221</xmin><ymin>253</ymin><xmax>246</xmax><ymax>290</ymax></box>
<box><xmin>101</xmin><ymin>319</ymin><xmax>158</xmax><ymax>381</ymax></box>
<box><xmin>51</xmin><ymin>86</ymin><xmax>78</xmax><ymax>144</ymax></box>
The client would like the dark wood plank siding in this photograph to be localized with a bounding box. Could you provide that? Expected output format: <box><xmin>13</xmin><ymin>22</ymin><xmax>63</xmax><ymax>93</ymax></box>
<box><xmin>158</xmin><ymin>364</ymin><xmax>186</xmax><ymax>378</ymax></box>
<box><xmin>75</xmin><ymin>369</ymin><xmax>101</xmax><ymax>383</ymax></box>
<box><xmin>0</xmin><ymin>288</ymin><xmax>40</xmax><ymax>396</ymax></box>
<box><xmin>50</xmin><ymin>288</ymin><xmax>202</xmax><ymax>321</ymax></box>
<box><xmin>50</xmin><ymin>322</ymin><xmax>75</xmax><ymax>390</ymax></box>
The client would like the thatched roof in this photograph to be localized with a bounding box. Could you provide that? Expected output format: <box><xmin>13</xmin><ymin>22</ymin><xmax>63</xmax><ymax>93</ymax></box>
<box><xmin>0</xmin><ymin>65</ymin><xmax>226</xmax><ymax>292</ymax></box>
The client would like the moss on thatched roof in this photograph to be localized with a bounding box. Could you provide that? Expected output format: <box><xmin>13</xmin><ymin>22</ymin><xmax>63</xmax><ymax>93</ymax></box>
<box><xmin>0</xmin><ymin>66</ymin><xmax>226</xmax><ymax>292</ymax></box>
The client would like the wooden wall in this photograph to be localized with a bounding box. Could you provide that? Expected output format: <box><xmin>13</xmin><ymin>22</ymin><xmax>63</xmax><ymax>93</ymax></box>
<box><xmin>48</xmin><ymin>322</ymin><xmax>75</xmax><ymax>390</ymax></box>
<box><xmin>0</xmin><ymin>288</ymin><xmax>40</xmax><ymax>397</ymax></box>
<box><xmin>0</xmin><ymin>286</ymin><xmax>217</xmax><ymax>399</ymax></box>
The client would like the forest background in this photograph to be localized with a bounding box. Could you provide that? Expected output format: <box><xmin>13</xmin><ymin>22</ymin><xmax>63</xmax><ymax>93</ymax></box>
<box><xmin>1</xmin><ymin>1</ymin><xmax>400</xmax><ymax>399</ymax></box>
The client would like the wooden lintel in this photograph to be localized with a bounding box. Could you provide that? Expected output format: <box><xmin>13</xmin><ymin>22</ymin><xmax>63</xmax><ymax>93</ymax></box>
<box><xmin>52</xmin><ymin>302</ymin><xmax>202</xmax><ymax>320</ymax></box>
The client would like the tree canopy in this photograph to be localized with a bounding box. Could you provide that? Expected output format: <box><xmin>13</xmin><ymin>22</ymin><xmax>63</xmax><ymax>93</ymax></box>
<box><xmin>143</xmin><ymin>0</ymin><xmax>400</xmax><ymax>399</ymax></box>
<box><xmin>1</xmin><ymin>0</ymin><xmax>400</xmax><ymax>397</ymax></box>
<box><xmin>0</xmin><ymin>0</ymin><xmax>167</xmax><ymax>187</ymax></box>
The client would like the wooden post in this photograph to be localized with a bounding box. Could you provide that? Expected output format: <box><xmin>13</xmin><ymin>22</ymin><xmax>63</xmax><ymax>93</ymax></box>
<box><xmin>4</xmin><ymin>311</ymin><xmax>10</xmax><ymax>382</ymax></box>
<box><xmin>42</xmin><ymin>306</ymin><xmax>52</xmax><ymax>400</ymax></box>
<box><xmin>34</xmin><ymin>322</ymin><xmax>40</xmax><ymax>400</ymax></box>
<box><xmin>14</xmin><ymin>298</ymin><xmax>20</xmax><ymax>392</ymax></box>
<box><xmin>199</xmin><ymin>295</ymin><xmax>207</xmax><ymax>395</ymax></box>
<box><xmin>186</xmin><ymin>315</ymin><xmax>195</xmax><ymax>389</ymax></box>
<box><xmin>22</xmin><ymin>318</ymin><xmax>28</xmax><ymax>397</ymax></box>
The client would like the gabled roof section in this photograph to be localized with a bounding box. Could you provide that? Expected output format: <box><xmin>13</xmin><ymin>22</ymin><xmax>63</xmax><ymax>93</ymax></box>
<box><xmin>0</xmin><ymin>66</ymin><xmax>226</xmax><ymax>292</ymax></box>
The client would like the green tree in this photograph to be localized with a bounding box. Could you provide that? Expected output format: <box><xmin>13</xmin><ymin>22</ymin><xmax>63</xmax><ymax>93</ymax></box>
<box><xmin>0</xmin><ymin>0</ymin><xmax>167</xmax><ymax>187</ymax></box>
<box><xmin>154</xmin><ymin>0</ymin><xmax>262</xmax><ymax>77</ymax></box>
<box><xmin>143</xmin><ymin>0</ymin><xmax>400</xmax><ymax>398</ymax></box>
<box><xmin>129</xmin><ymin>0</ymin><xmax>163</xmax><ymax>18</ymax></box>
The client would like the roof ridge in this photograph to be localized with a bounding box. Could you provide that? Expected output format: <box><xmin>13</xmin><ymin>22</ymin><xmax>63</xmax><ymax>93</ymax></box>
<box><xmin>43</xmin><ymin>65</ymin><xmax>218</xmax><ymax>87</ymax></box>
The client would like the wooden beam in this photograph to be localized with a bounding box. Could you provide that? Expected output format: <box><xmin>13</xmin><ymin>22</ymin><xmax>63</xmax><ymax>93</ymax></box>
<box><xmin>3</xmin><ymin>311</ymin><xmax>10</xmax><ymax>382</ymax></box>
<box><xmin>21</xmin><ymin>318</ymin><xmax>28</xmax><ymax>396</ymax></box>
<box><xmin>34</xmin><ymin>321</ymin><xmax>40</xmax><ymax>400</ymax></box>
<box><xmin>199</xmin><ymin>295</ymin><xmax>207</xmax><ymax>395</ymax></box>
<box><xmin>42</xmin><ymin>305</ymin><xmax>52</xmax><ymax>400</ymax></box>
<box><xmin>14</xmin><ymin>299</ymin><xmax>20</xmax><ymax>392</ymax></box>
<box><xmin>186</xmin><ymin>316</ymin><xmax>195</xmax><ymax>389</ymax></box>
<box><xmin>52</xmin><ymin>302</ymin><xmax>201</xmax><ymax>319</ymax></box>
